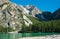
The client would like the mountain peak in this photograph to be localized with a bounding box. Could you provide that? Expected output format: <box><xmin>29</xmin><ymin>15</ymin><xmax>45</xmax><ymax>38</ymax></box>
<box><xmin>25</xmin><ymin>5</ymin><xmax>35</xmax><ymax>10</ymax></box>
<box><xmin>25</xmin><ymin>5</ymin><xmax>42</xmax><ymax>17</ymax></box>
<box><xmin>55</xmin><ymin>8</ymin><xmax>60</xmax><ymax>11</ymax></box>
<box><xmin>54</xmin><ymin>8</ymin><xmax>60</xmax><ymax>14</ymax></box>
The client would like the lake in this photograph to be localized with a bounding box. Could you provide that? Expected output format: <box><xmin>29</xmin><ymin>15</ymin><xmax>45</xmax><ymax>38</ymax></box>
<box><xmin>0</xmin><ymin>32</ymin><xmax>60</xmax><ymax>39</ymax></box>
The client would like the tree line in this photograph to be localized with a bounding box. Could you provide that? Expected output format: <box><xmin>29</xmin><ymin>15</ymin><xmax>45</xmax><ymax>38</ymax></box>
<box><xmin>20</xmin><ymin>16</ymin><xmax>60</xmax><ymax>33</ymax></box>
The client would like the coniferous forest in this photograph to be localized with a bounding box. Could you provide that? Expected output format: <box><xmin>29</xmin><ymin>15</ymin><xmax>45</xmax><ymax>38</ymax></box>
<box><xmin>20</xmin><ymin>16</ymin><xmax>60</xmax><ymax>33</ymax></box>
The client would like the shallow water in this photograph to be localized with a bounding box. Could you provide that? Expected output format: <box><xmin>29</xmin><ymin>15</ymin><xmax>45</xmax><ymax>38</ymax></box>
<box><xmin>0</xmin><ymin>32</ymin><xmax>60</xmax><ymax>39</ymax></box>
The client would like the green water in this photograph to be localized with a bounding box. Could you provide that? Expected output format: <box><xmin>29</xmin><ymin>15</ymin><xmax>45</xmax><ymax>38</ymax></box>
<box><xmin>0</xmin><ymin>33</ymin><xmax>17</xmax><ymax>39</ymax></box>
<box><xmin>0</xmin><ymin>32</ymin><xmax>60</xmax><ymax>39</ymax></box>
<box><xmin>17</xmin><ymin>32</ymin><xmax>60</xmax><ymax>38</ymax></box>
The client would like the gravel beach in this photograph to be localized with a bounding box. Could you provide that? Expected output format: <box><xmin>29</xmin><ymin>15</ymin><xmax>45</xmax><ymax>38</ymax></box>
<box><xmin>18</xmin><ymin>34</ymin><xmax>60</xmax><ymax>39</ymax></box>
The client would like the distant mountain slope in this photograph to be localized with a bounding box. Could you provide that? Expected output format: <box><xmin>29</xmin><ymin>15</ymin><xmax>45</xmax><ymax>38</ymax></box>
<box><xmin>42</xmin><ymin>12</ymin><xmax>53</xmax><ymax>20</ymax></box>
<box><xmin>53</xmin><ymin>8</ymin><xmax>60</xmax><ymax>20</ymax></box>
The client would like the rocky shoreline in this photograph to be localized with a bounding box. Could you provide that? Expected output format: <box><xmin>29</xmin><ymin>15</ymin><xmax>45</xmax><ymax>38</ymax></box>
<box><xmin>18</xmin><ymin>34</ymin><xmax>60</xmax><ymax>39</ymax></box>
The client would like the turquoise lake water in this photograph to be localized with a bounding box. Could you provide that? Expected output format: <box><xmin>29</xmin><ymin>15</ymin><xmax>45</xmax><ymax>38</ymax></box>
<box><xmin>0</xmin><ymin>32</ymin><xmax>60</xmax><ymax>39</ymax></box>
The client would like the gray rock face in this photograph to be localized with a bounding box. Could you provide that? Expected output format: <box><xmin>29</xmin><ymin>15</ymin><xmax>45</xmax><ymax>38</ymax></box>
<box><xmin>0</xmin><ymin>1</ymin><xmax>33</xmax><ymax>31</ymax></box>
<box><xmin>0</xmin><ymin>0</ymin><xmax>8</xmax><ymax>5</ymax></box>
<box><xmin>0</xmin><ymin>2</ymin><xmax>22</xmax><ymax>30</ymax></box>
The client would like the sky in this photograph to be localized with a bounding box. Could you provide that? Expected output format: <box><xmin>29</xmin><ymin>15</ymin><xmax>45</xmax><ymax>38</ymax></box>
<box><xmin>10</xmin><ymin>0</ymin><xmax>60</xmax><ymax>13</ymax></box>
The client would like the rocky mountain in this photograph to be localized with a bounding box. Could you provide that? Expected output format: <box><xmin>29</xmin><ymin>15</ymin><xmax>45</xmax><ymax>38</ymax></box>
<box><xmin>0</xmin><ymin>0</ymin><xmax>33</xmax><ymax>32</ymax></box>
<box><xmin>25</xmin><ymin>5</ymin><xmax>42</xmax><ymax>17</ymax></box>
<box><xmin>53</xmin><ymin>8</ymin><xmax>60</xmax><ymax>20</ymax></box>
<box><xmin>0</xmin><ymin>0</ymin><xmax>60</xmax><ymax>32</ymax></box>
<box><xmin>42</xmin><ymin>12</ymin><xmax>53</xmax><ymax>20</ymax></box>
<box><xmin>25</xmin><ymin>5</ymin><xmax>45</xmax><ymax>21</ymax></box>
<box><xmin>25</xmin><ymin>5</ymin><xmax>60</xmax><ymax>20</ymax></box>
<box><xmin>0</xmin><ymin>1</ymin><xmax>21</xmax><ymax>30</ymax></box>
<box><xmin>0</xmin><ymin>0</ymin><xmax>8</xmax><ymax>5</ymax></box>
